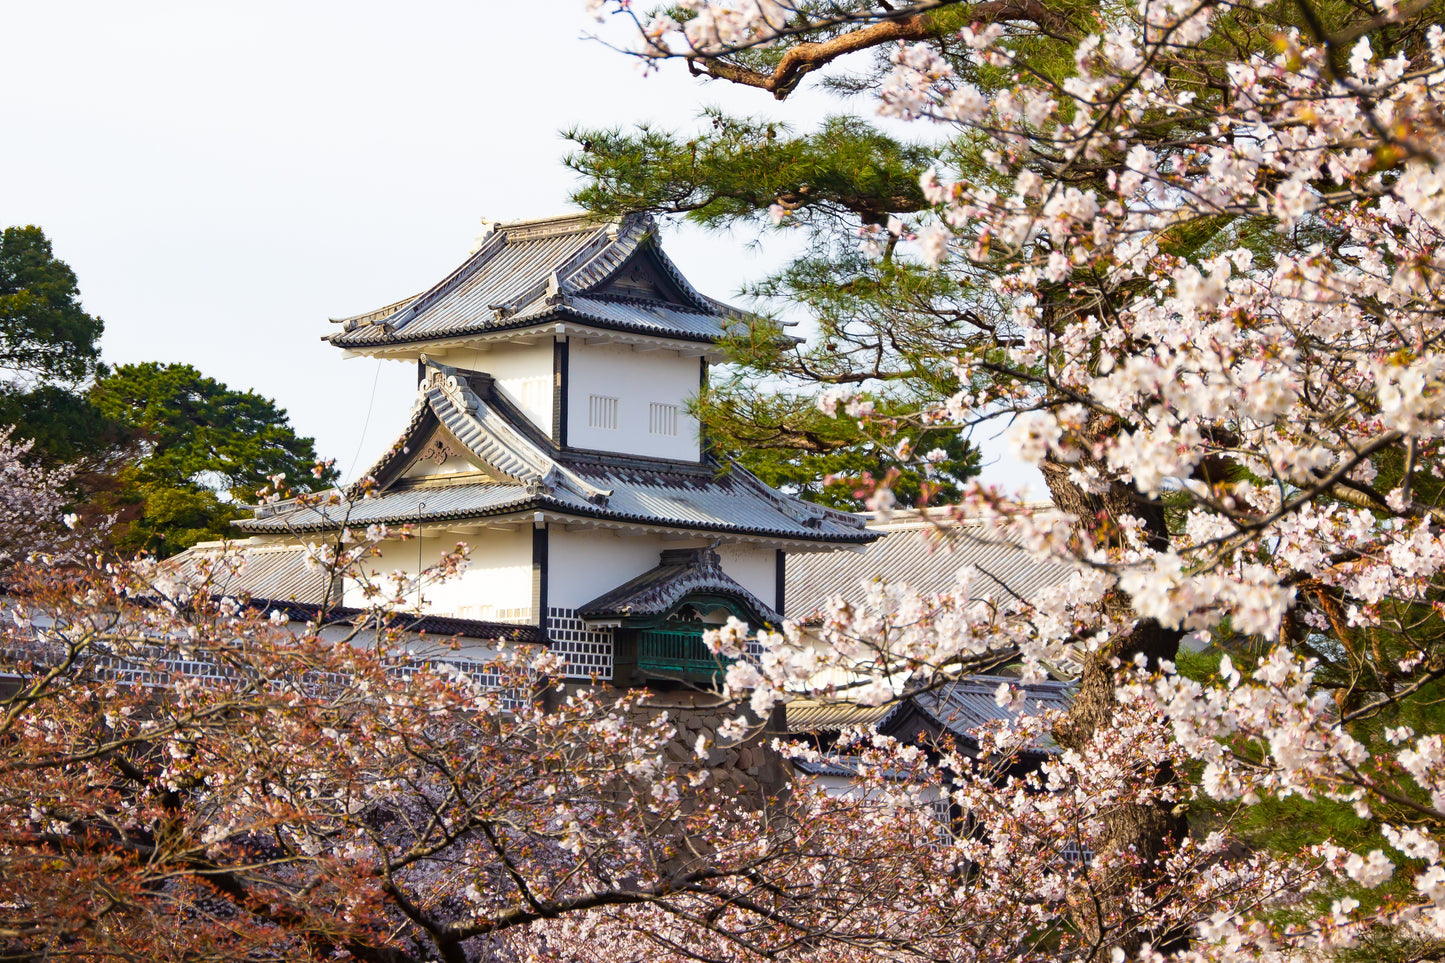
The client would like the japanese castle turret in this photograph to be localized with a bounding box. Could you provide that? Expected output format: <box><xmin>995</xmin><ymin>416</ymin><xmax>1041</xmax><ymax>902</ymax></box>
<box><xmin>231</xmin><ymin>213</ymin><xmax>875</xmax><ymax>684</ymax></box>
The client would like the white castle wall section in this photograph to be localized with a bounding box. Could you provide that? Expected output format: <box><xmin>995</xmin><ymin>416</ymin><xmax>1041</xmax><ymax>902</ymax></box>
<box><xmin>567</xmin><ymin>342</ymin><xmax>701</xmax><ymax>460</ymax></box>
<box><xmin>545</xmin><ymin>529</ymin><xmax>784</xmax><ymax>681</ymax></box>
<box><xmin>342</xmin><ymin>529</ymin><xmax>534</xmax><ymax>623</ymax></box>
<box><xmin>546</xmin><ymin>530</ymin><xmax>780</xmax><ymax>616</ymax></box>
<box><xmin>546</xmin><ymin>527</ymin><xmax>709</xmax><ymax>610</ymax></box>
<box><xmin>456</xmin><ymin>342</ymin><xmax>554</xmax><ymax>438</ymax></box>
<box><xmin>715</xmin><ymin>543</ymin><xmax>780</xmax><ymax>616</ymax></box>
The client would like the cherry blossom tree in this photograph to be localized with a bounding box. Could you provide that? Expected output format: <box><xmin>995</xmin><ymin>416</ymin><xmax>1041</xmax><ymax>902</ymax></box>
<box><xmin>0</xmin><ymin>491</ymin><xmax>1303</xmax><ymax>961</ymax></box>
<box><xmin>4</xmin><ymin>532</ymin><xmax>1277</xmax><ymax>963</ymax></box>
<box><xmin>0</xmin><ymin>538</ymin><xmax>1301</xmax><ymax>963</ymax></box>
<box><xmin>11</xmin><ymin>0</ymin><xmax>1445</xmax><ymax>954</ymax></box>
<box><xmin>1</xmin><ymin>542</ymin><xmax>880</xmax><ymax>962</ymax></box>
<box><xmin>0</xmin><ymin>425</ymin><xmax>77</xmax><ymax>568</ymax></box>
<box><xmin>582</xmin><ymin>0</ymin><xmax>1445</xmax><ymax>958</ymax></box>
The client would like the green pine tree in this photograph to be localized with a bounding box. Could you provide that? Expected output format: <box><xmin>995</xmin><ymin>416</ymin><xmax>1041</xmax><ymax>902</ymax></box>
<box><xmin>91</xmin><ymin>362</ymin><xmax>339</xmax><ymax>557</ymax></box>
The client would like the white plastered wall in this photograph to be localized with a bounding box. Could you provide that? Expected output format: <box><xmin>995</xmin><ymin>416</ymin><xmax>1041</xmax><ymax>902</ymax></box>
<box><xmin>567</xmin><ymin>341</ymin><xmax>701</xmax><ymax>460</ymax></box>
<box><xmin>547</xmin><ymin>527</ymin><xmax>707</xmax><ymax>611</ymax></box>
<box><xmin>715</xmin><ymin>542</ymin><xmax>780</xmax><ymax>615</ymax></box>
<box><xmin>547</xmin><ymin>528</ymin><xmax>780</xmax><ymax>615</ymax></box>
<box><xmin>445</xmin><ymin>342</ymin><xmax>554</xmax><ymax>438</ymax></box>
<box><xmin>343</xmin><ymin>528</ymin><xmax>534</xmax><ymax>623</ymax></box>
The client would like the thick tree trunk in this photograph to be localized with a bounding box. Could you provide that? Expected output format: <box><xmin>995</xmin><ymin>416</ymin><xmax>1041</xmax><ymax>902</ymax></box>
<box><xmin>1039</xmin><ymin>421</ymin><xmax>1190</xmax><ymax>954</ymax></box>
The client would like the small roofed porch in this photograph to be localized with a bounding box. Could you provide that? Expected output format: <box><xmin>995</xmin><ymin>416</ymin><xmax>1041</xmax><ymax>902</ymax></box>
<box><xmin>575</xmin><ymin>547</ymin><xmax>780</xmax><ymax>686</ymax></box>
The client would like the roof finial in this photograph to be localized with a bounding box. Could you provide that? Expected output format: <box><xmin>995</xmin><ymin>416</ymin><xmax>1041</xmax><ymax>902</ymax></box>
<box><xmin>470</xmin><ymin>217</ymin><xmax>497</xmax><ymax>255</ymax></box>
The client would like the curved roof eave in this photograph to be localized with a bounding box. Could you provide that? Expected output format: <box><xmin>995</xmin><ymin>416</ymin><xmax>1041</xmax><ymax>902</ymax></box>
<box><xmin>236</xmin><ymin>497</ymin><xmax>877</xmax><ymax>545</ymax></box>
<box><xmin>328</xmin><ymin>303</ymin><xmax>727</xmax><ymax>350</ymax></box>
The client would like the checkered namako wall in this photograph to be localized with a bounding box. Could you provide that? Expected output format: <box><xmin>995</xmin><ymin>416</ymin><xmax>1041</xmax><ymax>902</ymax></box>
<box><xmin>546</xmin><ymin>607</ymin><xmax>614</xmax><ymax>681</ymax></box>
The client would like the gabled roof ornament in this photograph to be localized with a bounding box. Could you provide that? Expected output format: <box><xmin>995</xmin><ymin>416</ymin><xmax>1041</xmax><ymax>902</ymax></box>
<box><xmin>470</xmin><ymin>217</ymin><xmax>497</xmax><ymax>255</ymax></box>
<box><xmin>404</xmin><ymin>358</ymin><xmax>611</xmax><ymax>507</ymax></box>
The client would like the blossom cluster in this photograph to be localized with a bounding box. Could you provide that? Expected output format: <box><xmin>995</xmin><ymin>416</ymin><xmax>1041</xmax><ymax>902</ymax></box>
<box><xmin>594</xmin><ymin>0</ymin><xmax>1445</xmax><ymax>956</ymax></box>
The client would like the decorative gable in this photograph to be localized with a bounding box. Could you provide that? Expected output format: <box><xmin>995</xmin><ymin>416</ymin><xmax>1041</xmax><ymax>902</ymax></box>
<box><xmin>592</xmin><ymin>248</ymin><xmax>691</xmax><ymax>305</ymax></box>
<box><xmin>398</xmin><ymin>430</ymin><xmax>497</xmax><ymax>482</ymax></box>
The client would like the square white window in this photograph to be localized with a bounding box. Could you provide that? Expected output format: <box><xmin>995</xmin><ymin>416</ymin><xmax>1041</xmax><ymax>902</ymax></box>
<box><xmin>588</xmin><ymin>394</ymin><xmax>619</xmax><ymax>429</ymax></box>
<box><xmin>649</xmin><ymin>402</ymin><xmax>679</xmax><ymax>436</ymax></box>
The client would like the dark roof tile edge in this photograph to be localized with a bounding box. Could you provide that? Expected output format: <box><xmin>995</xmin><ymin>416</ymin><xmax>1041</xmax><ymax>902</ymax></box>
<box><xmin>248</xmin><ymin>598</ymin><xmax>545</xmax><ymax>643</ymax></box>
<box><xmin>236</xmin><ymin>492</ymin><xmax>879</xmax><ymax>542</ymax></box>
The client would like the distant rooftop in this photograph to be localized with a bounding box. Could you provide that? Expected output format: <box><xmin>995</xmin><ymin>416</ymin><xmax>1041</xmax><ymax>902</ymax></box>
<box><xmin>785</xmin><ymin>506</ymin><xmax>1071</xmax><ymax>621</ymax></box>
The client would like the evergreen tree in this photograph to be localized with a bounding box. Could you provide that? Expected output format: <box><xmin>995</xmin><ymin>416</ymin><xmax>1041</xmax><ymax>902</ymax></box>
<box><xmin>0</xmin><ymin>225</ymin><xmax>103</xmax><ymax>385</ymax></box>
<box><xmin>0</xmin><ymin>228</ymin><xmax>335</xmax><ymax>557</ymax></box>
<box><xmin>90</xmin><ymin>362</ymin><xmax>338</xmax><ymax>557</ymax></box>
<box><xmin>0</xmin><ymin>226</ymin><xmax>123</xmax><ymax>467</ymax></box>
<box><xmin>568</xmin><ymin>113</ymin><xmax>987</xmax><ymax>503</ymax></box>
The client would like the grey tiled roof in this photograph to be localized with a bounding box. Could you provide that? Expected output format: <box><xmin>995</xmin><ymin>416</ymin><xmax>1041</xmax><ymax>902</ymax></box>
<box><xmin>906</xmin><ymin>676</ymin><xmax>1072</xmax><ymax>737</ymax></box>
<box><xmin>238</xmin><ymin>485</ymin><xmax>536</xmax><ymax>533</ymax></box>
<box><xmin>788</xmin><ymin>677</ymin><xmax>1072</xmax><ymax>775</ymax></box>
<box><xmin>238</xmin><ymin>361</ymin><xmax>875</xmax><ymax>547</ymax></box>
<box><xmin>328</xmin><ymin>213</ymin><xmax>737</xmax><ymax>348</ymax></box>
<box><xmin>784</xmin><ymin>700</ymin><xmax>895</xmax><ymax>734</ymax></box>
<box><xmin>515</xmin><ymin>296</ymin><xmax>727</xmax><ymax>341</ymax></box>
<box><xmin>169</xmin><ymin>542</ymin><xmax>337</xmax><ymax>606</ymax></box>
<box><xmin>785</xmin><ymin>509</ymin><xmax>1072</xmax><ymax>622</ymax></box>
<box><xmin>577</xmin><ymin>548</ymin><xmax>780</xmax><ymax>623</ymax></box>
<box><xmin>785</xmin><ymin>677</ymin><xmax>1071</xmax><ymax>739</ymax></box>
<box><xmin>553</xmin><ymin>461</ymin><xmax>871</xmax><ymax>543</ymax></box>
<box><xmin>238</xmin><ymin>471</ymin><xmax>874</xmax><ymax>544</ymax></box>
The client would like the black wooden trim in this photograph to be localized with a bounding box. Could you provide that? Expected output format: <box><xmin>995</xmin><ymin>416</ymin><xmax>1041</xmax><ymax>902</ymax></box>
<box><xmin>553</xmin><ymin>337</ymin><xmax>569</xmax><ymax>447</ymax></box>
<box><xmin>331</xmin><ymin>305</ymin><xmax>720</xmax><ymax>350</ymax></box>
<box><xmin>417</xmin><ymin>359</ymin><xmax>426</xmax><ymax>385</ymax></box>
<box><xmin>240</xmin><ymin>498</ymin><xmax>879</xmax><ymax>543</ymax></box>
<box><xmin>775</xmin><ymin>550</ymin><xmax>786</xmax><ymax>617</ymax></box>
<box><xmin>558</xmin><ymin>446</ymin><xmax>718</xmax><ymax>474</ymax></box>
<box><xmin>696</xmin><ymin>356</ymin><xmax>708</xmax><ymax>462</ymax></box>
<box><xmin>532</xmin><ymin>523</ymin><xmax>549</xmax><ymax>635</ymax></box>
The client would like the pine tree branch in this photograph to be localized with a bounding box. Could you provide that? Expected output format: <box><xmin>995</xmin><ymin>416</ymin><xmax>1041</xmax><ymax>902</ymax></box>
<box><xmin>689</xmin><ymin>14</ymin><xmax>939</xmax><ymax>99</ymax></box>
<box><xmin>687</xmin><ymin>2</ymin><xmax>1078</xmax><ymax>99</ymax></box>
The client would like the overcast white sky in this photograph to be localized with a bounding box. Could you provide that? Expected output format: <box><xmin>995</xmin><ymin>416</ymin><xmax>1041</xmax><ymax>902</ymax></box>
<box><xmin>1</xmin><ymin>0</ymin><xmax>1035</xmax><ymax>493</ymax></box>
